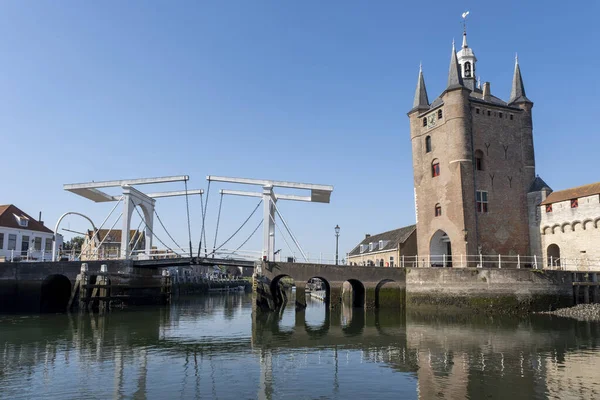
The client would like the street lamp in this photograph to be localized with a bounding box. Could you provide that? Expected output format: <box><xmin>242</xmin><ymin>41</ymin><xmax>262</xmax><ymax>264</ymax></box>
<box><xmin>335</xmin><ymin>225</ymin><xmax>340</xmax><ymax>265</ymax></box>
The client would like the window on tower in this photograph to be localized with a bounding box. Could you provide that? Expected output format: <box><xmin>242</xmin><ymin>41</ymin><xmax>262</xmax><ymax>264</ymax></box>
<box><xmin>571</xmin><ymin>199</ymin><xmax>579</xmax><ymax>208</ymax></box>
<box><xmin>423</xmin><ymin>117</ymin><xmax>427</xmax><ymax>127</ymax></box>
<box><xmin>476</xmin><ymin>190</ymin><xmax>488</xmax><ymax>213</ymax></box>
<box><xmin>435</xmin><ymin>204</ymin><xmax>442</xmax><ymax>217</ymax></box>
<box><xmin>432</xmin><ymin>160</ymin><xmax>440</xmax><ymax>177</ymax></box>
<box><xmin>437</xmin><ymin>109</ymin><xmax>443</xmax><ymax>119</ymax></box>
<box><xmin>546</xmin><ymin>204</ymin><xmax>553</xmax><ymax>213</ymax></box>
<box><xmin>425</xmin><ymin>136</ymin><xmax>432</xmax><ymax>153</ymax></box>
<box><xmin>464</xmin><ymin>62</ymin><xmax>472</xmax><ymax>78</ymax></box>
<box><xmin>475</xmin><ymin>150</ymin><xmax>484</xmax><ymax>171</ymax></box>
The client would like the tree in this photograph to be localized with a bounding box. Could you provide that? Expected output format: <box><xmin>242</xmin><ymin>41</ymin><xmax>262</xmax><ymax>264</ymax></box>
<box><xmin>63</xmin><ymin>236</ymin><xmax>85</xmax><ymax>251</ymax></box>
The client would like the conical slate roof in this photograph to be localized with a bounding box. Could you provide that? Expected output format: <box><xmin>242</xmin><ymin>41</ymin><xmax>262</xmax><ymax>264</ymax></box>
<box><xmin>508</xmin><ymin>56</ymin><xmax>532</xmax><ymax>104</ymax></box>
<box><xmin>447</xmin><ymin>42</ymin><xmax>464</xmax><ymax>90</ymax></box>
<box><xmin>412</xmin><ymin>66</ymin><xmax>429</xmax><ymax>110</ymax></box>
<box><xmin>528</xmin><ymin>176</ymin><xmax>552</xmax><ymax>193</ymax></box>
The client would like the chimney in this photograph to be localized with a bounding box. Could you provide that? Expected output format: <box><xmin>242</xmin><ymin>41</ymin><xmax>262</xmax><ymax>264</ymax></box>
<box><xmin>38</xmin><ymin>212</ymin><xmax>43</xmax><ymax>225</ymax></box>
<box><xmin>365</xmin><ymin>234</ymin><xmax>371</xmax><ymax>239</ymax></box>
<box><xmin>483</xmin><ymin>82</ymin><xmax>491</xmax><ymax>101</ymax></box>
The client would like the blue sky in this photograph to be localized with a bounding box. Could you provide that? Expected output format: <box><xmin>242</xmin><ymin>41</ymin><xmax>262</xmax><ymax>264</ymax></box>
<box><xmin>2</xmin><ymin>1</ymin><xmax>598</xmax><ymax>261</ymax></box>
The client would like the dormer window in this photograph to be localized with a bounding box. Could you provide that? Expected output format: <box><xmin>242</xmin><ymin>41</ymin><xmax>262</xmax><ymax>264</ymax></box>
<box><xmin>359</xmin><ymin>244</ymin><xmax>366</xmax><ymax>253</ymax></box>
<box><xmin>379</xmin><ymin>240</ymin><xmax>384</xmax><ymax>249</ymax></box>
<box><xmin>14</xmin><ymin>214</ymin><xmax>29</xmax><ymax>228</ymax></box>
<box><xmin>369</xmin><ymin>242</ymin><xmax>374</xmax><ymax>251</ymax></box>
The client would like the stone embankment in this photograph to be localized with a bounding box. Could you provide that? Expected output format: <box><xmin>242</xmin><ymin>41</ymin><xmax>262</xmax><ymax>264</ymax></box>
<box><xmin>540</xmin><ymin>304</ymin><xmax>600</xmax><ymax>321</ymax></box>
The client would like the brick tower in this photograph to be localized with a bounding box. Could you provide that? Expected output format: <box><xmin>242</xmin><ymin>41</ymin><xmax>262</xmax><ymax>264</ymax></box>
<box><xmin>407</xmin><ymin>29</ymin><xmax>536</xmax><ymax>265</ymax></box>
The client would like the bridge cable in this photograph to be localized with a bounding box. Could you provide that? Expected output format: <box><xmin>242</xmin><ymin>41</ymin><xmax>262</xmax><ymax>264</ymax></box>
<box><xmin>154</xmin><ymin>209</ymin><xmax>184</xmax><ymax>252</ymax></box>
<box><xmin>212</xmin><ymin>192</ymin><xmax>224</xmax><ymax>257</ymax></box>
<box><xmin>87</xmin><ymin>212</ymin><xmax>123</xmax><ymax>259</ymax></box>
<box><xmin>233</xmin><ymin>220</ymin><xmax>263</xmax><ymax>253</ymax></box>
<box><xmin>132</xmin><ymin>201</ymin><xmax>180</xmax><ymax>257</ymax></box>
<box><xmin>268</xmin><ymin>211</ymin><xmax>297</xmax><ymax>261</ymax></box>
<box><xmin>129</xmin><ymin>218</ymin><xmax>144</xmax><ymax>246</ymax></box>
<box><xmin>79</xmin><ymin>196</ymin><xmax>123</xmax><ymax>258</ymax></box>
<box><xmin>128</xmin><ymin>221</ymin><xmax>146</xmax><ymax>257</ymax></box>
<box><xmin>271</xmin><ymin>200</ymin><xmax>308</xmax><ymax>261</ymax></box>
<box><xmin>210</xmin><ymin>198</ymin><xmax>262</xmax><ymax>256</ymax></box>
<box><xmin>184</xmin><ymin>178</ymin><xmax>193</xmax><ymax>258</ymax></box>
<box><xmin>198</xmin><ymin>180</ymin><xmax>211</xmax><ymax>258</ymax></box>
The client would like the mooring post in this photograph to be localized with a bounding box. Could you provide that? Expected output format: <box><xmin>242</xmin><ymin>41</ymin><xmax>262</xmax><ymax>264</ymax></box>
<box><xmin>79</xmin><ymin>263</ymin><xmax>89</xmax><ymax>313</ymax></box>
<box><xmin>99</xmin><ymin>264</ymin><xmax>108</xmax><ymax>314</ymax></box>
<box><xmin>443</xmin><ymin>254</ymin><xmax>446</xmax><ymax>268</ymax></box>
<box><xmin>479</xmin><ymin>253</ymin><xmax>483</xmax><ymax>268</ymax></box>
<box><xmin>517</xmin><ymin>254</ymin><xmax>520</xmax><ymax>269</ymax></box>
<box><xmin>161</xmin><ymin>269</ymin><xmax>171</xmax><ymax>304</ymax></box>
<box><xmin>498</xmin><ymin>254</ymin><xmax>501</xmax><ymax>269</ymax></box>
<box><xmin>534</xmin><ymin>255</ymin><xmax>538</xmax><ymax>270</ymax></box>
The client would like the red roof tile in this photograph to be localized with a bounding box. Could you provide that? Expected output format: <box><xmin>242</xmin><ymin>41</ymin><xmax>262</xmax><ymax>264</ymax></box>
<box><xmin>0</xmin><ymin>204</ymin><xmax>53</xmax><ymax>234</ymax></box>
<box><xmin>540</xmin><ymin>182</ymin><xmax>600</xmax><ymax>205</ymax></box>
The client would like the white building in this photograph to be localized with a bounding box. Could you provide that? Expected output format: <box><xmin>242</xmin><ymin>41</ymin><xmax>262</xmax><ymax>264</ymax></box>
<box><xmin>539</xmin><ymin>182</ymin><xmax>600</xmax><ymax>270</ymax></box>
<box><xmin>0</xmin><ymin>204</ymin><xmax>60</xmax><ymax>262</ymax></box>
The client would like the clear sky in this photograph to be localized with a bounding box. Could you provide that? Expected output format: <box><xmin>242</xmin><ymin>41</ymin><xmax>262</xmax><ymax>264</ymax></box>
<box><xmin>2</xmin><ymin>1</ymin><xmax>599</xmax><ymax>262</ymax></box>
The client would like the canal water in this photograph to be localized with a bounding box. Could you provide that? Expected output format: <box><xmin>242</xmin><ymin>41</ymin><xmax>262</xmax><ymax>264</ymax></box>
<box><xmin>1</xmin><ymin>293</ymin><xmax>600</xmax><ymax>400</ymax></box>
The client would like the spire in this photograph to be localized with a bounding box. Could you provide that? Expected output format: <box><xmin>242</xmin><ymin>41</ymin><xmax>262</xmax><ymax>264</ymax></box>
<box><xmin>447</xmin><ymin>41</ymin><xmax>464</xmax><ymax>90</ymax></box>
<box><xmin>412</xmin><ymin>63</ymin><xmax>429</xmax><ymax>110</ymax></box>
<box><xmin>508</xmin><ymin>54</ymin><xmax>532</xmax><ymax>105</ymax></box>
<box><xmin>462</xmin><ymin>30</ymin><xmax>468</xmax><ymax>48</ymax></box>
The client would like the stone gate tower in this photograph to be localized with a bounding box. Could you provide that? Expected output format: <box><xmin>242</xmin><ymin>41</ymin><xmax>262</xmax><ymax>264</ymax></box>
<box><xmin>407</xmin><ymin>29</ymin><xmax>536</xmax><ymax>265</ymax></box>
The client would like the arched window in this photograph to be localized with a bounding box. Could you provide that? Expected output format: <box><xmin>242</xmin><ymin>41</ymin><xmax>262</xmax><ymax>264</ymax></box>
<box><xmin>435</xmin><ymin>203</ymin><xmax>442</xmax><ymax>217</ymax></box>
<box><xmin>464</xmin><ymin>61</ymin><xmax>472</xmax><ymax>78</ymax></box>
<box><xmin>432</xmin><ymin>159</ymin><xmax>440</xmax><ymax>177</ymax></box>
<box><xmin>437</xmin><ymin>109</ymin><xmax>443</xmax><ymax>119</ymax></box>
<box><xmin>547</xmin><ymin>244</ymin><xmax>561</xmax><ymax>267</ymax></box>
<box><xmin>475</xmin><ymin>150</ymin><xmax>484</xmax><ymax>171</ymax></box>
<box><xmin>425</xmin><ymin>136</ymin><xmax>432</xmax><ymax>153</ymax></box>
<box><xmin>422</xmin><ymin>117</ymin><xmax>427</xmax><ymax>127</ymax></box>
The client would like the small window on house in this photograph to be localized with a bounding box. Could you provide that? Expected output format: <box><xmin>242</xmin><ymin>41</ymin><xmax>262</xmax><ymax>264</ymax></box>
<box><xmin>510</xmin><ymin>114</ymin><xmax>514</xmax><ymax>120</ymax></box>
<box><xmin>425</xmin><ymin>136</ymin><xmax>432</xmax><ymax>153</ymax></box>
<box><xmin>476</xmin><ymin>190</ymin><xmax>488</xmax><ymax>213</ymax></box>
<box><xmin>499</xmin><ymin>112</ymin><xmax>503</xmax><ymax>118</ymax></box>
<box><xmin>487</xmin><ymin>110</ymin><xmax>491</xmax><ymax>116</ymax></box>
<box><xmin>45</xmin><ymin>238</ymin><xmax>52</xmax><ymax>252</ymax></box>
<box><xmin>389</xmin><ymin>256</ymin><xmax>394</xmax><ymax>268</ymax></box>
<box><xmin>379</xmin><ymin>240</ymin><xmax>384</xmax><ymax>249</ymax></box>
<box><xmin>432</xmin><ymin>160</ymin><xmax>440</xmax><ymax>177</ymax></box>
<box><xmin>0</xmin><ymin>233</ymin><xmax>3</xmax><ymax>250</ymax></box>
<box><xmin>34</xmin><ymin>237</ymin><xmax>42</xmax><ymax>251</ymax></box>
<box><xmin>571</xmin><ymin>199</ymin><xmax>578</xmax><ymax>208</ymax></box>
<box><xmin>546</xmin><ymin>204</ymin><xmax>553</xmax><ymax>213</ymax></box>
<box><xmin>423</xmin><ymin>117</ymin><xmax>427</xmax><ymax>127</ymax></box>
<box><xmin>17</xmin><ymin>218</ymin><xmax>28</xmax><ymax>227</ymax></box>
<box><xmin>7</xmin><ymin>234</ymin><xmax>17</xmax><ymax>251</ymax></box>
<box><xmin>435</xmin><ymin>204</ymin><xmax>442</xmax><ymax>217</ymax></box>
<box><xmin>360</xmin><ymin>244</ymin><xmax>366</xmax><ymax>253</ymax></box>
<box><xmin>476</xmin><ymin>108</ymin><xmax>480</xmax><ymax>114</ymax></box>
<box><xmin>437</xmin><ymin>109</ymin><xmax>443</xmax><ymax>119</ymax></box>
<box><xmin>475</xmin><ymin>150</ymin><xmax>484</xmax><ymax>171</ymax></box>
<box><xmin>369</xmin><ymin>242</ymin><xmax>374</xmax><ymax>251</ymax></box>
<box><xmin>379</xmin><ymin>259</ymin><xmax>384</xmax><ymax>267</ymax></box>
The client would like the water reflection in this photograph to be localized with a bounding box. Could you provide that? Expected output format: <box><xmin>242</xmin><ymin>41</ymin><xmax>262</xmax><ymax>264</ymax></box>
<box><xmin>1</xmin><ymin>293</ymin><xmax>600</xmax><ymax>399</ymax></box>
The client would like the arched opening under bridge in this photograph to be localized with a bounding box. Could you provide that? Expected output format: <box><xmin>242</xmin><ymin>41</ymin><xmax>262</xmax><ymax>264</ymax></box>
<box><xmin>40</xmin><ymin>275</ymin><xmax>71</xmax><ymax>313</ymax></box>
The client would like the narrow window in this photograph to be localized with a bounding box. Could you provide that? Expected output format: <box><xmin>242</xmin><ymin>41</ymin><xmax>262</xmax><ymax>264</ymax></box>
<box><xmin>435</xmin><ymin>204</ymin><xmax>442</xmax><ymax>217</ymax></box>
<box><xmin>437</xmin><ymin>109</ymin><xmax>443</xmax><ymax>119</ymax></box>
<box><xmin>423</xmin><ymin>117</ymin><xmax>427</xmax><ymax>127</ymax></box>
<box><xmin>45</xmin><ymin>238</ymin><xmax>52</xmax><ymax>252</ymax></box>
<box><xmin>546</xmin><ymin>204</ymin><xmax>553</xmax><ymax>213</ymax></box>
<box><xmin>476</xmin><ymin>108</ymin><xmax>480</xmax><ymax>114</ymax></box>
<box><xmin>0</xmin><ymin>233</ymin><xmax>3</xmax><ymax>250</ymax></box>
<box><xmin>379</xmin><ymin>240</ymin><xmax>384</xmax><ymax>249</ymax></box>
<box><xmin>369</xmin><ymin>242</ymin><xmax>374</xmax><ymax>251</ymax></box>
<box><xmin>7</xmin><ymin>234</ymin><xmax>16</xmax><ymax>250</ymax></box>
<box><xmin>389</xmin><ymin>257</ymin><xmax>394</xmax><ymax>268</ymax></box>
<box><xmin>21</xmin><ymin>235</ymin><xmax>30</xmax><ymax>255</ymax></box>
<box><xmin>487</xmin><ymin>110</ymin><xmax>491</xmax><ymax>116</ymax></box>
<box><xmin>510</xmin><ymin>114</ymin><xmax>514</xmax><ymax>120</ymax></box>
<box><xmin>475</xmin><ymin>150</ymin><xmax>484</xmax><ymax>171</ymax></box>
<box><xmin>34</xmin><ymin>237</ymin><xmax>42</xmax><ymax>251</ymax></box>
<box><xmin>476</xmin><ymin>191</ymin><xmax>488</xmax><ymax>213</ymax></box>
<box><xmin>571</xmin><ymin>199</ymin><xmax>579</xmax><ymax>208</ymax></box>
<box><xmin>432</xmin><ymin>160</ymin><xmax>440</xmax><ymax>177</ymax></box>
<box><xmin>499</xmin><ymin>112</ymin><xmax>503</xmax><ymax>118</ymax></box>
<box><xmin>379</xmin><ymin>259</ymin><xmax>384</xmax><ymax>267</ymax></box>
<box><xmin>425</xmin><ymin>136</ymin><xmax>432</xmax><ymax>153</ymax></box>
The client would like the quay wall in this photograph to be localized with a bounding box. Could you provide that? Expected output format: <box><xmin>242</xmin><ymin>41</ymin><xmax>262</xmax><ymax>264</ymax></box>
<box><xmin>405</xmin><ymin>268</ymin><xmax>574</xmax><ymax>313</ymax></box>
<box><xmin>0</xmin><ymin>260</ymin><xmax>158</xmax><ymax>313</ymax></box>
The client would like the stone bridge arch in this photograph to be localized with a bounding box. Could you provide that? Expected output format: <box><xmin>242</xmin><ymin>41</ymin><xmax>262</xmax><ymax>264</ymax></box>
<box><xmin>40</xmin><ymin>274</ymin><xmax>71</xmax><ymax>313</ymax></box>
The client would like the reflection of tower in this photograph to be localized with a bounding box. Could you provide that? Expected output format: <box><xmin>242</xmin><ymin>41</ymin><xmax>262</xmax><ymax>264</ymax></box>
<box><xmin>113</xmin><ymin>347</ymin><xmax>124</xmax><ymax>398</ymax></box>
<box><xmin>134</xmin><ymin>349</ymin><xmax>148</xmax><ymax>399</ymax></box>
<box><xmin>416</xmin><ymin>349</ymin><xmax>468</xmax><ymax>400</ymax></box>
<box><xmin>258</xmin><ymin>349</ymin><xmax>274</xmax><ymax>400</ymax></box>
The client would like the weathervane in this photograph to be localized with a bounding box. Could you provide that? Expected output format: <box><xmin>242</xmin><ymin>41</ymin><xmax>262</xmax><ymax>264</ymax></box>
<box><xmin>461</xmin><ymin>11</ymin><xmax>470</xmax><ymax>33</ymax></box>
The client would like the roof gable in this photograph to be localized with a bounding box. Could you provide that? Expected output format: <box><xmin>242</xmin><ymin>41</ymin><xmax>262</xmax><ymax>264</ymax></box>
<box><xmin>0</xmin><ymin>204</ymin><xmax>53</xmax><ymax>234</ymax></box>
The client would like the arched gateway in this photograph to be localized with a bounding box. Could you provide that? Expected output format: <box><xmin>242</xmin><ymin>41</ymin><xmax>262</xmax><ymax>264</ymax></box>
<box><xmin>430</xmin><ymin>230</ymin><xmax>452</xmax><ymax>267</ymax></box>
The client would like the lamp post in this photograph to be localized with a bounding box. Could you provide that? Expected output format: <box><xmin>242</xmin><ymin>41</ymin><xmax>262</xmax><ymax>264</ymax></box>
<box><xmin>335</xmin><ymin>225</ymin><xmax>340</xmax><ymax>265</ymax></box>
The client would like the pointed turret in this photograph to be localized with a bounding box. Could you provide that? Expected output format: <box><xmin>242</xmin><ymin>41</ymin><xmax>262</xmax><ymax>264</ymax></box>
<box><xmin>508</xmin><ymin>55</ymin><xmax>532</xmax><ymax>105</ymax></box>
<box><xmin>447</xmin><ymin>40</ymin><xmax>464</xmax><ymax>90</ymax></box>
<box><xmin>412</xmin><ymin>64</ymin><xmax>429</xmax><ymax>111</ymax></box>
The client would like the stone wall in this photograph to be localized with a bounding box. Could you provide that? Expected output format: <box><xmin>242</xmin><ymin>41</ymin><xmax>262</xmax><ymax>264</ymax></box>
<box><xmin>405</xmin><ymin>267</ymin><xmax>573</xmax><ymax>313</ymax></box>
<box><xmin>540</xmin><ymin>194</ymin><xmax>600</xmax><ymax>270</ymax></box>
